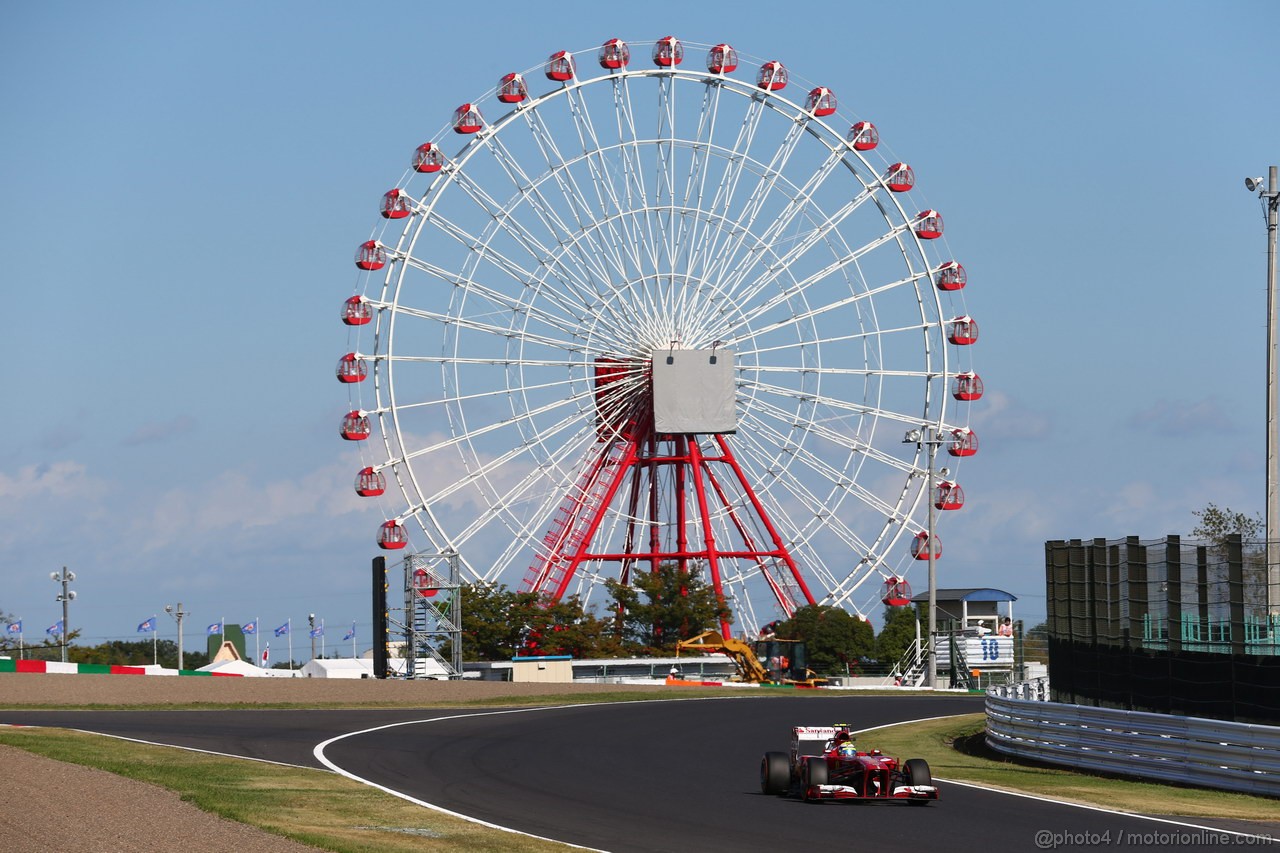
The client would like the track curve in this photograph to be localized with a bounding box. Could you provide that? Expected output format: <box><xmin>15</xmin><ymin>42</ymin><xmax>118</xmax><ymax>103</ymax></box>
<box><xmin>6</xmin><ymin>695</ymin><xmax>1270</xmax><ymax>852</ymax></box>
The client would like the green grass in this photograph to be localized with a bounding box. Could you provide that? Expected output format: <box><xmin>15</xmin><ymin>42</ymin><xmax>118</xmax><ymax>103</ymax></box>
<box><xmin>0</xmin><ymin>726</ymin><xmax>566</xmax><ymax>852</ymax></box>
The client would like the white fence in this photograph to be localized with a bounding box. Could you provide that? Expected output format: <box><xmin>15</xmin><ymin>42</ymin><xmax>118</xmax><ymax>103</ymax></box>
<box><xmin>985</xmin><ymin>690</ymin><xmax>1280</xmax><ymax>797</ymax></box>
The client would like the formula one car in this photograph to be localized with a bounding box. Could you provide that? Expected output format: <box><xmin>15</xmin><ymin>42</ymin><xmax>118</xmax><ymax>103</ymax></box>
<box><xmin>759</xmin><ymin>723</ymin><xmax>938</xmax><ymax>804</ymax></box>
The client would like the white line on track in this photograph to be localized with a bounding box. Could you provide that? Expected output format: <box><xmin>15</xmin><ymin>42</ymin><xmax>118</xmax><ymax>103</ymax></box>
<box><xmin>313</xmin><ymin>702</ymin><xmax>633</xmax><ymax>852</ymax></box>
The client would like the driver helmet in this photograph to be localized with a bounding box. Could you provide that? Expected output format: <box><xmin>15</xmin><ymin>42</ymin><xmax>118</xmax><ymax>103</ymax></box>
<box><xmin>837</xmin><ymin>742</ymin><xmax>857</xmax><ymax>759</ymax></box>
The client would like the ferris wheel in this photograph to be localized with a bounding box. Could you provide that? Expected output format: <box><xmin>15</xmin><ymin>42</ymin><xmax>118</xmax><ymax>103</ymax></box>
<box><xmin>338</xmin><ymin>37</ymin><xmax>981</xmax><ymax>635</ymax></box>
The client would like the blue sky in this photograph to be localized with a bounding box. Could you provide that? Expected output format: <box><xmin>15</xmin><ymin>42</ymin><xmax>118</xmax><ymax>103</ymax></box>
<box><xmin>3</xmin><ymin>1</ymin><xmax>1278</xmax><ymax>653</ymax></box>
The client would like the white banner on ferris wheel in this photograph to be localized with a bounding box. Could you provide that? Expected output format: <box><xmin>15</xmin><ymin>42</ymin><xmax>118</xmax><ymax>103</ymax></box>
<box><xmin>652</xmin><ymin>349</ymin><xmax>738</xmax><ymax>434</ymax></box>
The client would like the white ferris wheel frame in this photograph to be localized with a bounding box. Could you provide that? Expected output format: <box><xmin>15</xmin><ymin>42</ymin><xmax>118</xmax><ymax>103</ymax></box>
<box><xmin>344</xmin><ymin>38</ymin><xmax>976</xmax><ymax>626</ymax></box>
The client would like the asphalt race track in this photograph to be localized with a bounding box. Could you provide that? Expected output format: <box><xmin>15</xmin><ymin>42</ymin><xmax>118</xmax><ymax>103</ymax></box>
<box><xmin>4</xmin><ymin>695</ymin><xmax>1272</xmax><ymax>852</ymax></box>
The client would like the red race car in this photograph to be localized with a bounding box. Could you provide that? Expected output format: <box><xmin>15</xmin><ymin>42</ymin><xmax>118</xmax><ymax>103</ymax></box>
<box><xmin>759</xmin><ymin>723</ymin><xmax>938</xmax><ymax>804</ymax></box>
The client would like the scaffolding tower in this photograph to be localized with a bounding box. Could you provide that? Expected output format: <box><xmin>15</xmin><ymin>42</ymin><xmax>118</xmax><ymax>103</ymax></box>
<box><xmin>401</xmin><ymin>550</ymin><xmax>463</xmax><ymax>679</ymax></box>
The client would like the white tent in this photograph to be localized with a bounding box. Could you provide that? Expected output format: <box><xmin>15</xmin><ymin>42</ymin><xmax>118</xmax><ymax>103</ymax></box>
<box><xmin>197</xmin><ymin>658</ymin><xmax>268</xmax><ymax>677</ymax></box>
<box><xmin>301</xmin><ymin>657</ymin><xmax>450</xmax><ymax>679</ymax></box>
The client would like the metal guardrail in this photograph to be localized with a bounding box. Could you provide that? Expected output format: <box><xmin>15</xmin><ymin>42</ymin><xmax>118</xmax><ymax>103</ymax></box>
<box><xmin>985</xmin><ymin>690</ymin><xmax>1280</xmax><ymax>797</ymax></box>
<box><xmin>988</xmin><ymin>676</ymin><xmax>1051</xmax><ymax>701</ymax></box>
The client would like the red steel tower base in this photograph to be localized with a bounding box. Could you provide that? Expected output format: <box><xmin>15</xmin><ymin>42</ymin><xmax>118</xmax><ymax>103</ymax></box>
<box><xmin>519</xmin><ymin>355</ymin><xmax>818</xmax><ymax>636</ymax></box>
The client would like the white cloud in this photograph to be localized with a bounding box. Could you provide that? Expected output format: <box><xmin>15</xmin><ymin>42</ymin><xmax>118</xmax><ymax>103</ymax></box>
<box><xmin>1125</xmin><ymin>397</ymin><xmax>1238</xmax><ymax>438</ymax></box>
<box><xmin>970</xmin><ymin>390</ymin><xmax>1052</xmax><ymax>442</ymax></box>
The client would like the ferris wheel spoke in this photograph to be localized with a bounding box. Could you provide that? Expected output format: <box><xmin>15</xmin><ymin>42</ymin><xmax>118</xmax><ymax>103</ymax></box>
<box><xmin>610</xmin><ymin>77</ymin><xmax>663</xmax><ymax>277</ymax></box>
<box><xmin>671</xmin><ymin>83</ymin><xmax>724</xmax><ymax>279</ymax></box>
<box><xmin>654</xmin><ymin>76</ymin><xmax>679</xmax><ymax>277</ymax></box>
<box><xmin>715</xmin><ymin>175</ymin><xmax>877</xmax><ymax>307</ymax></box>
<box><xmin>398</xmin><ymin>252</ymin><xmax>593</xmax><ymax>342</ymax></box>
<box><xmin>479</xmin><ymin>132</ymin><xmax>646</xmax><ymax>304</ymax></box>
<box><xmin>430</xmin><ymin>419</ymin><xmax>597</xmax><ymax>543</ymax></box>
<box><xmin>742</xmin><ymin>380</ymin><xmax>942</xmax><ymax>459</ymax></box>
<box><xmin>421</xmin><ymin>215</ymin><xmax>608</xmax><ymax>337</ymax></box>
<box><xmin>393</xmin><ymin>371</ymin><xmax>585</xmax><ymax>414</ymax></box>
<box><xmin>390</xmin><ymin>303</ymin><xmax>582</xmax><ymax>354</ymax></box>
<box><xmin>727</xmin><ymin>419</ymin><xmax>877</xmax><ymax>567</ymax></box>
<box><xmin>440</xmin><ymin>175</ymin><xmax>610</xmax><ymax>314</ymax></box>
<box><xmin>520</xmin><ymin>107</ymin><xmax>637</xmax><ymax>287</ymax></box>
<box><xmin>701</xmin><ymin>120</ymin><xmax>808</xmax><ymax>290</ymax></box>
<box><xmin>736</xmin><ymin>395</ymin><xmax>916</xmax><ymax>507</ymax></box>
<box><xmin>686</xmin><ymin>95</ymin><xmax>770</xmax><ymax>289</ymax></box>
<box><xmin>747</xmin><ymin>363</ymin><xmax>934</xmax><ymax>380</ymax></box>
<box><xmin>400</xmin><ymin>390</ymin><xmax>594</xmax><ymax>488</ymax></box>
<box><xmin>733</xmin><ymin>315</ymin><xmax>937</xmax><ymax>359</ymax></box>
<box><xmin>564</xmin><ymin>86</ymin><xmax>648</xmax><ymax>274</ymax></box>
<box><xmin>722</xmin><ymin>228</ymin><xmax>917</xmax><ymax>338</ymax></box>
<box><xmin>729</xmin><ymin>274</ymin><xmax>925</xmax><ymax>349</ymax></box>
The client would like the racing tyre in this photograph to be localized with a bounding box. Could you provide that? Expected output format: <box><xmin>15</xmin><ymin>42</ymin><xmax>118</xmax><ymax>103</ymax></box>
<box><xmin>802</xmin><ymin>756</ymin><xmax>828</xmax><ymax>802</ymax></box>
<box><xmin>760</xmin><ymin>752</ymin><xmax>790</xmax><ymax>796</ymax></box>
<box><xmin>904</xmin><ymin>758</ymin><xmax>932</xmax><ymax>786</ymax></box>
<box><xmin>904</xmin><ymin>758</ymin><xmax>933</xmax><ymax>806</ymax></box>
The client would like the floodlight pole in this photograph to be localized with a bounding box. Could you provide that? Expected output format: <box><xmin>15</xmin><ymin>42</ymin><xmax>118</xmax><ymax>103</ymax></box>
<box><xmin>1251</xmin><ymin>167</ymin><xmax>1280</xmax><ymax>609</ymax></box>
<box><xmin>51</xmin><ymin>567</ymin><xmax>75</xmax><ymax>663</ymax></box>
<box><xmin>904</xmin><ymin>428</ymin><xmax>943</xmax><ymax>689</ymax></box>
<box><xmin>165</xmin><ymin>603</ymin><xmax>187</xmax><ymax>670</ymax></box>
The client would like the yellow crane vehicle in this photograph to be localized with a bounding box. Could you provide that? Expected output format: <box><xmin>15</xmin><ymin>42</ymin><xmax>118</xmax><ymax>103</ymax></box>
<box><xmin>675</xmin><ymin>630</ymin><xmax>828</xmax><ymax>687</ymax></box>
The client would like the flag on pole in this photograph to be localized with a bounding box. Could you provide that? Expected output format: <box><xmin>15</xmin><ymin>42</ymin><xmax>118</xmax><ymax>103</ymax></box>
<box><xmin>206</xmin><ymin>620</ymin><xmax>223</xmax><ymax>635</ymax></box>
<box><xmin>137</xmin><ymin>616</ymin><xmax>157</xmax><ymax>633</ymax></box>
<box><xmin>342</xmin><ymin>622</ymin><xmax>356</xmax><ymax>641</ymax></box>
<box><xmin>274</xmin><ymin>620</ymin><xmax>290</xmax><ymax>637</ymax></box>
<box><xmin>309</xmin><ymin>623</ymin><xmax>324</xmax><ymax>639</ymax></box>
<box><xmin>243</xmin><ymin>620</ymin><xmax>257</xmax><ymax>635</ymax></box>
<box><xmin>261</xmin><ymin>644</ymin><xmax>270</xmax><ymax>666</ymax></box>
<box><xmin>6</xmin><ymin>620</ymin><xmax>21</xmax><ymax>635</ymax></box>
<box><xmin>46</xmin><ymin>620</ymin><xmax>63</xmax><ymax>636</ymax></box>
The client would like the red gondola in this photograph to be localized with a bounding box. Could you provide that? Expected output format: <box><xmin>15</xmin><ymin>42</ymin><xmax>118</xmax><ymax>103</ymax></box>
<box><xmin>653</xmin><ymin>36</ymin><xmax>683</xmax><ymax>67</ymax></box>
<box><xmin>706</xmin><ymin>43</ymin><xmax>738</xmax><ymax>74</ymax></box>
<box><xmin>885</xmin><ymin>163</ymin><xmax>914</xmax><ymax>193</ymax></box>
<box><xmin>545</xmin><ymin>50</ymin><xmax>575</xmax><ymax>82</ymax></box>
<box><xmin>882</xmin><ymin>576</ymin><xmax>913</xmax><ymax>607</ymax></box>
<box><xmin>452</xmin><ymin>103</ymin><xmax>483</xmax><ymax>134</ymax></box>
<box><xmin>805</xmin><ymin>87</ymin><xmax>836</xmax><ymax>117</ymax></box>
<box><xmin>355</xmin><ymin>467</ymin><xmax>385</xmax><ymax>497</ymax></box>
<box><xmin>948</xmin><ymin>316</ymin><xmax>979</xmax><ymax>346</ymax></box>
<box><xmin>412</xmin><ymin>142</ymin><xmax>445</xmax><ymax>173</ymax></box>
<box><xmin>412</xmin><ymin>567</ymin><xmax>440</xmax><ymax>598</ymax></box>
<box><xmin>914</xmin><ymin>210</ymin><xmax>943</xmax><ymax>239</ymax></box>
<box><xmin>910</xmin><ymin>531</ymin><xmax>941</xmax><ymax>561</ymax></box>
<box><xmin>341</xmin><ymin>295</ymin><xmax>371</xmax><ymax>326</ymax></box>
<box><xmin>934</xmin><ymin>481</ymin><xmax>964</xmax><ymax>511</ymax></box>
<box><xmin>335</xmin><ymin>353</ymin><xmax>367</xmax><ymax>384</ymax></box>
<box><xmin>952</xmin><ymin>372</ymin><xmax>983</xmax><ymax>401</ymax></box>
<box><xmin>498</xmin><ymin>72</ymin><xmax>528</xmax><ymax>104</ymax></box>
<box><xmin>340</xmin><ymin>410</ymin><xmax>370</xmax><ymax>441</ymax></box>
<box><xmin>377</xmin><ymin>520</ymin><xmax>408</xmax><ymax>550</ymax></box>
<box><xmin>949</xmin><ymin>428</ymin><xmax>978</xmax><ymax>458</ymax></box>
<box><xmin>849</xmin><ymin>121</ymin><xmax>878</xmax><ymax>151</ymax></box>
<box><xmin>934</xmin><ymin>261</ymin><xmax>966</xmax><ymax>291</ymax></box>
<box><xmin>757</xmin><ymin>60</ymin><xmax>787</xmax><ymax>90</ymax></box>
<box><xmin>354</xmin><ymin>240</ymin><xmax>386</xmax><ymax>271</ymax></box>
<box><xmin>380</xmin><ymin>188</ymin><xmax>412</xmax><ymax>219</ymax></box>
<box><xmin>599</xmin><ymin>38</ymin><xmax>630</xmax><ymax>70</ymax></box>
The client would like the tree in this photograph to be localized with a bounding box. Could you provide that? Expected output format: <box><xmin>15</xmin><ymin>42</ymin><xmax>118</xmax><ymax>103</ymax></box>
<box><xmin>1022</xmin><ymin>621</ymin><xmax>1049</xmax><ymax>662</ymax></box>
<box><xmin>604</xmin><ymin>563</ymin><xmax>732</xmax><ymax>654</ymax></box>
<box><xmin>456</xmin><ymin>583</ymin><xmax>622</xmax><ymax>661</ymax></box>
<box><xmin>874</xmin><ymin>604</ymin><xmax>921</xmax><ymax>667</ymax></box>
<box><xmin>770</xmin><ymin>605</ymin><xmax>874</xmax><ymax>675</ymax></box>
<box><xmin>1192</xmin><ymin>502</ymin><xmax>1262</xmax><ymax>544</ymax></box>
<box><xmin>1191</xmin><ymin>502</ymin><xmax>1268</xmax><ymax>614</ymax></box>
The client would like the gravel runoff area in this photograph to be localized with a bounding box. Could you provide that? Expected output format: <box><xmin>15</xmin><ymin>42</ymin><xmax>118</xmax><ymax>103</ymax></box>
<box><xmin>0</xmin><ymin>673</ymin><xmax>679</xmax><ymax>852</ymax></box>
